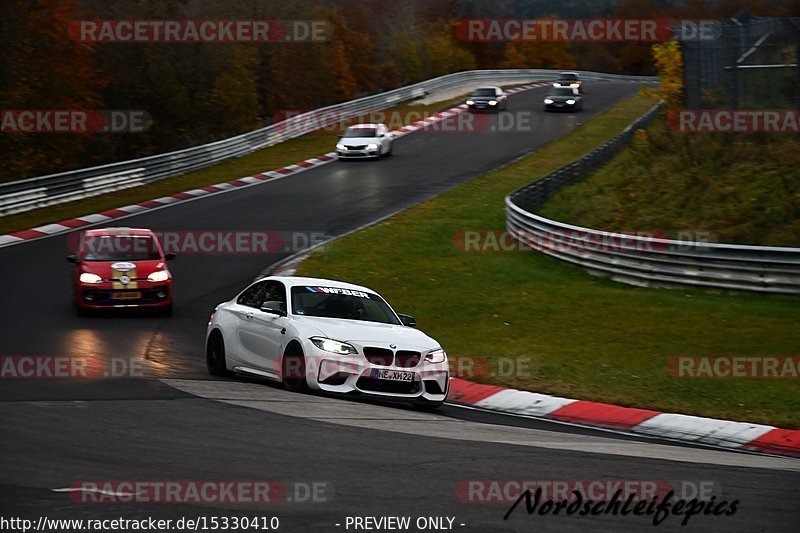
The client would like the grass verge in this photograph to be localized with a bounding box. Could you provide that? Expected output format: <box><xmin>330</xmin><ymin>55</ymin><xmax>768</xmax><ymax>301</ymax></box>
<box><xmin>0</xmin><ymin>94</ymin><xmax>470</xmax><ymax>236</ymax></box>
<box><xmin>296</xmin><ymin>92</ymin><xmax>800</xmax><ymax>428</ymax></box>
<box><xmin>539</xmin><ymin>116</ymin><xmax>800</xmax><ymax>246</ymax></box>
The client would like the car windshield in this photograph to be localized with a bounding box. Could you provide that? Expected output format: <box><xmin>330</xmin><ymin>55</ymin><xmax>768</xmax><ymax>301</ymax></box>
<box><xmin>81</xmin><ymin>235</ymin><xmax>161</xmax><ymax>261</ymax></box>
<box><xmin>291</xmin><ymin>286</ymin><xmax>401</xmax><ymax>325</ymax></box>
<box><xmin>558</xmin><ymin>73</ymin><xmax>578</xmax><ymax>81</ymax></box>
<box><xmin>342</xmin><ymin>127</ymin><xmax>377</xmax><ymax>138</ymax></box>
<box><xmin>471</xmin><ymin>88</ymin><xmax>496</xmax><ymax>97</ymax></box>
<box><xmin>549</xmin><ymin>88</ymin><xmax>577</xmax><ymax>97</ymax></box>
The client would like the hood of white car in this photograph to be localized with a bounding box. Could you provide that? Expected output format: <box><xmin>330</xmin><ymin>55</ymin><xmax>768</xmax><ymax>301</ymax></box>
<box><xmin>295</xmin><ymin>316</ymin><xmax>439</xmax><ymax>350</ymax></box>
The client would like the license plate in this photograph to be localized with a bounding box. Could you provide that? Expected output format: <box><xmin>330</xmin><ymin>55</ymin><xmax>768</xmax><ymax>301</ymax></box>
<box><xmin>113</xmin><ymin>291</ymin><xmax>141</xmax><ymax>300</ymax></box>
<box><xmin>371</xmin><ymin>369</ymin><xmax>413</xmax><ymax>382</ymax></box>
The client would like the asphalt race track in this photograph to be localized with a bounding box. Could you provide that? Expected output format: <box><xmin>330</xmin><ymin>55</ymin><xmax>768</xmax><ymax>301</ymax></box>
<box><xmin>2</xmin><ymin>82</ymin><xmax>798</xmax><ymax>532</ymax></box>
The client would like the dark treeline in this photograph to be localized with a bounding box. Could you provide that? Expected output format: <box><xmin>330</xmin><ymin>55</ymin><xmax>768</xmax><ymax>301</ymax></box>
<box><xmin>1</xmin><ymin>0</ymin><xmax>797</xmax><ymax>181</ymax></box>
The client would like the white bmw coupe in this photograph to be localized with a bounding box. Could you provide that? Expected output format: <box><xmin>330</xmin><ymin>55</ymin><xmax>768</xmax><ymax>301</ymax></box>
<box><xmin>206</xmin><ymin>276</ymin><xmax>449</xmax><ymax>409</ymax></box>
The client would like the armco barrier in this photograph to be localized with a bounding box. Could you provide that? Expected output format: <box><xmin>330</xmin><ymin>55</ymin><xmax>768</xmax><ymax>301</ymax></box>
<box><xmin>505</xmin><ymin>103</ymin><xmax>800</xmax><ymax>295</ymax></box>
<box><xmin>0</xmin><ymin>69</ymin><xmax>654</xmax><ymax>216</ymax></box>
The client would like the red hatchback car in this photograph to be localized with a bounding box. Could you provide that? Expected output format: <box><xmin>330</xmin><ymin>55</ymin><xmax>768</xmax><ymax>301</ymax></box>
<box><xmin>67</xmin><ymin>228</ymin><xmax>175</xmax><ymax>316</ymax></box>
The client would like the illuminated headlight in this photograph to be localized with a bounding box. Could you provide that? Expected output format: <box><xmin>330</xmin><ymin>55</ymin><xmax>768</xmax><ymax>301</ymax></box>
<box><xmin>571</xmin><ymin>83</ymin><xmax>580</xmax><ymax>88</ymax></box>
<box><xmin>466</xmin><ymin>100</ymin><xmax>475</xmax><ymax>105</ymax></box>
<box><xmin>310</xmin><ymin>337</ymin><xmax>357</xmax><ymax>356</ymax></box>
<box><xmin>366</xmin><ymin>143</ymin><xmax>378</xmax><ymax>151</ymax></box>
<box><xmin>566</xmin><ymin>99</ymin><xmax>576</xmax><ymax>105</ymax></box>
<box><xmin>489</xmin><ymin>100</ymin><xmax>497</xmax><ymax>106</ymax></box>
<box><xmin>79</xmin><ymin>272</ymin><xmax>102</xmax><ymax>284</ymax></box>
<box><xmin>544</xmin><ymin>98</ymin><xmax>554</xmax><ymax>104</ymax></box>
<box><xmin>147</xmin><ymin>270</ymin><xmax>170</xmax><ymax>282</ymax></box>
<box><xmin>336</xmin><ymin>143</ymin><xmax>345</xmax><ymax>150</ymax></box>
<box><xmin>553</xmin><ymin>82</ymin><xmax>561</xmax><ymax>87</ymax></box>
<box><xmin>425</xmin><ymin>348</ymin><xmax>447</xmax><ymax>364</ymax></box>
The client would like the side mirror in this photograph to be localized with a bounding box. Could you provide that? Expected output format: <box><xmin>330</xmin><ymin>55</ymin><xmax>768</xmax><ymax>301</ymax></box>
<box><xmin>260</xmin><ymin>301</ymin><xmax>287</xmax><ymax>317</ymax></box>
<box><xmin>165</xmin><ymin>252</ymin><xmax>177</xmax><ymax>261</ymax></box>
<box><xmin>66</xmin><ymin>254</ymin><xmax>78</xmax><ymax>264</ymax></box>
<box><xmin>398</xmin><ymin>314</ymin><xmax>416</xmax><ymax>327</ymax></box>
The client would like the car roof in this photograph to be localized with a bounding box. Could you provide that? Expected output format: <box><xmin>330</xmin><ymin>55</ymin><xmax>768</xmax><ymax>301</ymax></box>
<box><xmin>266</xmin><ymin>276</ymin><xmax>378</xmax><ymax>294</ymax></box>
<box><xmin>557</xmin><ymin>71</ymin><xmax>579</xmax><ymax>77</ymax></box>
<box><xmin>83</xmin><ymin>227</ymin><xmax>155</xmax><ymax>237</ymax></box>
<box><xmin>347</xmin><ymin>123</ymin><xmax>383</xmax><ymax>129</ymax></box>
<box><xmin>474</xmin><ymin>86</ymin><xmax>501</xmax><ymax>91</ymax></box>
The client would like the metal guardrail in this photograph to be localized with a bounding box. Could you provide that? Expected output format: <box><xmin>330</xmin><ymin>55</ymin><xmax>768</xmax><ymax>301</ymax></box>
<box><xmin>0</xmin><ymin>69</ymin><xmax>655</xmax><ymax>216</ymax></box>
<box><xmin>506</xmin><ymin>103</ymin><xmax>800</xmax><ymax>295</ymax></box>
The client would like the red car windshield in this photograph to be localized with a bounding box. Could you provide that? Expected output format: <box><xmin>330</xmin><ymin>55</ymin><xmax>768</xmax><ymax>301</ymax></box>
<box><xmin>81</xmin><ymin>235</ymin><xmax>161</xmax><ymax>261</ymax></box>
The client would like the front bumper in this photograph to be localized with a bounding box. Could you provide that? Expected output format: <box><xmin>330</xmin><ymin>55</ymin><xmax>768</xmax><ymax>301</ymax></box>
<box><xmin>337</xmin><ymin>148</ymin><xmax>380</xmax><ymax>159</ymax></box>
<box><xmin>545</xmin><ymin>101</ymin><xmax>579</xmax><ymax>111</ymax></box>
<box><xmin>467</xmin><ymin>102</ymin><xmax>499</xmax><ymax>112</ymax></box>
<box><xmin>75</xmin><ymin>282</ymin><xmax>172</xmax><ymax>309</ymax></box>
<box><xmin>304</xmin><ymin>347</ymin><xmax>449</xmax><ymax>403</ymax></box>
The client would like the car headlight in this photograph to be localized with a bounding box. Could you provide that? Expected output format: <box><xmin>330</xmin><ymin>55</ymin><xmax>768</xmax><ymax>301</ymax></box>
<box><xmin>566</xmin><ymin>99</ymin><xmax>576</xmax><ymax>105</ymax></box>
<box><xmin>553</xmin><ymin>82</ymin><xmax>561</xmax><ymax>87</ymax></box>
<box><xmin>366</xmin><ymin>143</ymin><xmax>378</xmax><ymax>151</ymax></box>
<box><xmin>336</xmin><ymin>143</ymin><xmax>345</xmax><ymax>150</ymax></box>
<box><xmin>466</xmin><ymin>100</ymin><xmax>474</xmax><ymax>105</ymax></box>
<box><xmin>79</xmin><ymin>272</ymin><xmax>102</xmax><ymax>284</ymax></box>
<box><xmin>544</xmin><ymin>98</ymin><xmax>554</xmax><ymax>104</ymax></box>
<box><xmin>571</xmin><ymin>83</ymin><xmax>580</xmax><ymax>88</ymax></box>
<box><xmin>425</xmin><ymin>348</ymin><xmax>447</xmax><ymax>364</ymax></box>
<box><xmin>489</xmin><ymin>100</ymin><xmax>497</xmax><ymax>105</ymax></box>
<box><xmin>147</xmin><ymin>270</ymin><xmax>170</xmax><ymax>282</ymax></box>
<box><xmin>310</xmin><ymin>337</ymin><xmax>358</xmax><ymax>356</ymax></box>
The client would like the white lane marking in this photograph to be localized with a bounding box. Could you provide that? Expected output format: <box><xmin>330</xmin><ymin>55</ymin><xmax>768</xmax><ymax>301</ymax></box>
<box><xmin>183</xmin><ymin>188</ymin><xmax>210</xmax><ymax>196</ymax></box>
<box><xmin>0</xmin><ymin>235</ymin><xmax>24</xmax><ymax>245</ymax></box>
<box><xmin>76</xmin><ymin>213</ymin><xmax>112</xmax><ymax>223</ymax></box>
<box><xmin>635</xmin><ymin>413</ymin><xmax>775</xmax><ymax>448</ymax></box>
<box><xmin>475</xmin><ymin>389</ymin><xmax>577</xmax><ymax>416</ymax></box>
<box><xmin>116</xmin><ymin>204</ymin><xmax>148</xmax><ymax>213</ymax></box>
<box><xmin>32</xmin><ymin>223</ymin><xmax>71</xmax><ymax>235</ymax></box>
<box><xmin>151</xmin><ymin>196</ymin><xmax>179</xmax><ymax>204</ymax></box>
<box><xmin>161</xmin><ymin>379</ymin><xmax>800</xmax><ymax>472</ymax></box>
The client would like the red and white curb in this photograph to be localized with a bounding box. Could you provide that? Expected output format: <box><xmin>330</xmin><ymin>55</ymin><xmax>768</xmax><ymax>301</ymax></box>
<box><xmin>0</xmin><ymin>83</ymin><xmax>549</xmax><ymax>250</ymax></box>
<box><xmin>447</xmin><ymin>378</ymin><xmax>800</xmax><ymax>457</ymax></box>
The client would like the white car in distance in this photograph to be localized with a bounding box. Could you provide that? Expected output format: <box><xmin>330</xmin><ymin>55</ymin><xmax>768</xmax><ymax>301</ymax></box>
<box><xmin>336</xmin><ymin>123</ymin><xmax>393</xmax><ymax>159</ymax></box>
<box><xmin>206</xmin><ymin>276</ymin><xmax>449</xmax><ymax>409</ymax></box>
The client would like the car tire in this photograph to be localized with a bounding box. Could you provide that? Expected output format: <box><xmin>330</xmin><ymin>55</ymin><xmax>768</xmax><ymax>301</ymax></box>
<box><xmin>413</xmin><ymin>400</ymin><xmax>444</xmax><ymax>412</ymax></box>
<box><xmin>385</xmin><ymin>143</ymin><xmax>393</xmax><ymax>157</ymax></box>
<box><xmin>159</xmin><ymin>304</ymin><xmax>173</xmax><ymax>317</ymax></box>
<box><xmin>75</xmin><ymin>305</ymin><xmax>90</xmax><ymax>317</ymax></box>
<box><xmin>206</xmin><ymin>332</ymin><xmax>230</xmax><ymax>377</ymax></box>
<box><xmin>282</xmin><ymin>349</ymin><xmax>309</xmax><ymax>392</ymax></box>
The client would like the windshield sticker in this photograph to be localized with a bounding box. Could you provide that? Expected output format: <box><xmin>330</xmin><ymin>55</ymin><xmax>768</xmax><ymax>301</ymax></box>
<box><xmin>305</xmin><ymin>286</ymin><xmax>371</xmax><ymax>298</ymax></box>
